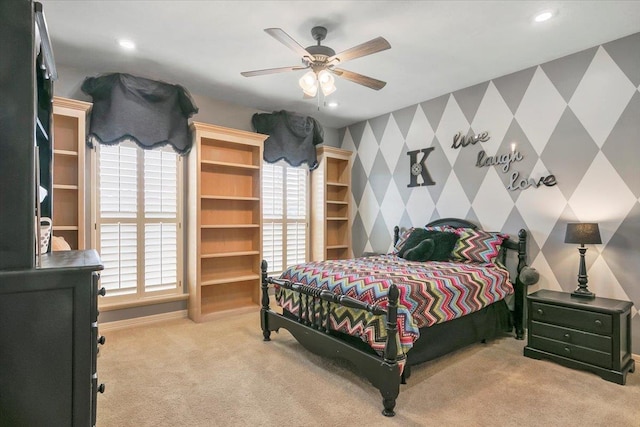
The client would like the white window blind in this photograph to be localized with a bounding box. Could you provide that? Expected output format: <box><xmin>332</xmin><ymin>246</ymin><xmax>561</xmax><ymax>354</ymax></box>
<box><xmin>262</xmin><ymin>162</ymin><xmax>308</xmax><ymax>274</ymax></box>
<box><xmin>95</xmin><ymin>142</ymin><xmax>182</xmax><ymax>300</ymax></box>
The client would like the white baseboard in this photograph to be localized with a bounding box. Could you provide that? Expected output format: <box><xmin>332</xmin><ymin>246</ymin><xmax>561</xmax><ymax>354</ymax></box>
<box><xmin>99</xmin><ymin>310</ymin><xmax>188</xmax><ymax>332</ymax></box>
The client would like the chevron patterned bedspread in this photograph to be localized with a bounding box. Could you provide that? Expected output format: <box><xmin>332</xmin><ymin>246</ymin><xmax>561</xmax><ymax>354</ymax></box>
<box><xmin>277</xmin><ymin>254</ymin><xmax>512</xmax><ymax>357</ymax></box>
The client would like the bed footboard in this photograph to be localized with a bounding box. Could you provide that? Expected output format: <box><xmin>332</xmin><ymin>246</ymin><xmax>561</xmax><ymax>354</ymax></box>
<box><xmin>260</xmin><ymin>260</ymin><xmax>402</xmax><ymax>416</ymax></box>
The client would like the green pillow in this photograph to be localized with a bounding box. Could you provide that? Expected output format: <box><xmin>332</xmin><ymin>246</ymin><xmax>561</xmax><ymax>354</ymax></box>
<box><xmin>404</xmin><ymin>238</ymin><xmax>435</xmax><ymax>261</ymax></box>
<box><xmin>397</xmin><ymin>229</ymin><xmax>460</xmax><ymax>261</ymax></box>
<box><xmin>428</xmin><ymin>231</ymin><xmax>460</xmax><ymax>261</ymax></box>
<box><xmin>397</xmin><ymin>228</ymin><xmax>431</xmax><ymax>258</ymax></box>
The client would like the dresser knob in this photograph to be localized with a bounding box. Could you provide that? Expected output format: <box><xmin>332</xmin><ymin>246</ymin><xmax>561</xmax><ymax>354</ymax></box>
<box><xmin>564</xmin><ymin>347</ymin><xmax>571</xmax><ymax>354</ymax></box>
<box><xmin>98</xmin><ymin>287</ymin><xmax>106</xmax><ymax>297</ymax></box>
<box><xmin>564</xmin><ymin>333</ymin><xmax>570</xmax><ymax>340</ymax></box>
<box><xmin>98</xmin><ymin>335</ymin><xmax>106</xmax><ymax>345</ymax></box>
<box><xmin>98</xmin><ymin>383</ymin><xmax>105</xmax><ymax>393</ymax></box>
<box><xmin>536</xmin><ymin>308</ymin><xmax>544</xmax><ymax>315</ymax></box>
<box><xmin>594</xmin><ymin>319</ymin><xmax>602</xmax><ymax>327</ymax></box>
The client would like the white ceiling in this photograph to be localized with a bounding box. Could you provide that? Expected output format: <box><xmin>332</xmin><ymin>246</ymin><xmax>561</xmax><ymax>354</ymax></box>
<box><xmin>39</xmin><ymin>1</ymin><xmax>640</xmax><ymax>129</ymax></box>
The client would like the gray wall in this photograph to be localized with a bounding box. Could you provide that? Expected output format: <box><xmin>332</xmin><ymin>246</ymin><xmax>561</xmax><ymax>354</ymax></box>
<box><xmin>340</xmin><ymin>33</ymin><xmax>640</xmax><ymax>353</ymax></box>
<box><xmin>54</xmin><ymin>65</ymin><xmax>338</xmax><ymax>322</ymax></box>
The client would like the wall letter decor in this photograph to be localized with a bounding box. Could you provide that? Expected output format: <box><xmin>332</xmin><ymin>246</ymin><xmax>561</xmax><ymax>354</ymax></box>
<box><xmin>407</xmin><ymin>148</ymin><xmax>436</xmax><ymax>187</ymax></box>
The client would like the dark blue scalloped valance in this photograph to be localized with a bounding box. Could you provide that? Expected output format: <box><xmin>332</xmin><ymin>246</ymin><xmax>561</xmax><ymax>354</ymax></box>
<box><xmin>81</xmin><ymin>73</ymin><xmax>198</xmax><ymax>155</ymax></box>
<box><xmin>252</xmin><ymin>110</ymin><xmax>324</xmax><ymax>170</ymax></box>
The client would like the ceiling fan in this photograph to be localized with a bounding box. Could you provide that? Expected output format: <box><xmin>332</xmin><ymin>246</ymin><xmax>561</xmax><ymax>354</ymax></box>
<box><xmin>241</xmin><ymin>26</ymin><xmax>391</xmax><ymax>96</ymax></box>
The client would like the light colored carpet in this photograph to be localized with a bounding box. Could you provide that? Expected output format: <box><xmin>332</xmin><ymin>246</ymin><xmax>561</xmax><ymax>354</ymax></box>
<box><xmin>97</xmin><ymin>309</ymin><xmax>639</xmax><ymax>427</ymax></box>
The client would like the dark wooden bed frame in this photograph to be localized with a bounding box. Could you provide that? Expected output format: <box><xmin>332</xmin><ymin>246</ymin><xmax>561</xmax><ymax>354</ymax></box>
<box><xmin>260</xmin><ymin>218</ymin><xmax>528</xmax><ymax>416</ymax></box>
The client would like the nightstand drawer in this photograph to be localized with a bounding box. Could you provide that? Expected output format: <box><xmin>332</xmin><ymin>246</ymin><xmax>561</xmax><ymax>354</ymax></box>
<box><xmin>530</xmin><ymin>301</ymin><xmax>612</xmax><ymax>335</ymax></box>
<box><xmin>529</xmin><ymin>335</ymin><xmax>612</xmax><ymax>369</ymax></box>
<box><xmin>530</xmin><ymin>321</ymin><xmax>611</xmax><ymax>353</ymax></box>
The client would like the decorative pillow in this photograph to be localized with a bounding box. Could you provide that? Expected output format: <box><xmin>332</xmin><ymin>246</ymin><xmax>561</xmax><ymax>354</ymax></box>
<box><xmin>398</xmin><ymin>230</ymin><xmax>459</xmax><ymax>261</ymax></box>
<box><xmin>423</xmin><ymin>225</ymin><xmax>454</xmax><ymax>232</ymax></box>
<box><xmin>392</xmin><ymin>227</ymin><xmax>415</xmax><ymax>255</ymax></box>
<box><xmin>396</xmin><ymin>228</ymin><xmax>432</xmax><ymax>258</ymax></box>
<box><xmin>427</xmin><ymin>231</ymin><xmax>460</xmax><ymax>261</ymax></box>
<box><xmin>403</xmin><ymin>238</ymin><xmax>435</xmax><ymax>261</ymax></box>
<box><xmin>394</xmin><ymin>226</ymin><xmax>458</xmax><ymax>255</ymax></box>
<box><xmin>451</xmin><ymin>229</ymin><xmax>507</xmax><ymax>263</ymax></box>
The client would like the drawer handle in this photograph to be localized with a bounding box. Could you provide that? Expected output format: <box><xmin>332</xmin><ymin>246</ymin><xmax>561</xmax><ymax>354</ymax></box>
<box><xmin>564</xmin><ymin>347</ymin><xmax>571</xmax><ymax>355</ymax></box>
<box><xmin>98</xmin><ymin>335</ymin><xmax>106</xmax><ymax>345</ymax></box>
<box><xmin>594</xmin><ymin>319</ymin><xmax>602</xmax><ymax>327</ymax></box>
<box><xmin>563</xmin><ymin>333</ymin><xmax>570</xmax><ymax>340</ymax></box>
<box><xmin>98</xmin><ymin>383</ymin><xmax>106</xmax><ymax>393</ymax></box>
<box><xmin>98</xmin><ymin>287</ymin><xmax>107</xmax><ymax>297</ymax></box>
<box><xmin>537</xmin><ymin>308</ymin><xmax>544</xmax><ymax>316</ymax></box>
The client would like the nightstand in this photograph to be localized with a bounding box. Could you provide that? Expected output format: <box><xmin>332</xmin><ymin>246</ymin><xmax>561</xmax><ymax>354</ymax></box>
<box><xmin>524</xmin><ymin>289</ymin><xmax>635</xmax><ymax>385</ymax></box>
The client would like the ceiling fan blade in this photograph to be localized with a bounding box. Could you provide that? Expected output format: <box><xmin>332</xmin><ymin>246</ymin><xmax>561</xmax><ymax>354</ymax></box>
<box><xmin>331</xmin><ymin>68</ymin><xmax>387</xmax><ymax>90</ymax></box>
<box><xmin>241</xmin><ymin>66</ymin><xmax>307</xmax><ymax>77</ymax></box>
<box><xmin>327</xmin><ymin>37</ymin><xmax>391</xmax><ymax>64</ymax></box>
<box><xmin>265</xmin><ymin>28</ymin><xmax>314</xmax><ymax>60</ymax></box>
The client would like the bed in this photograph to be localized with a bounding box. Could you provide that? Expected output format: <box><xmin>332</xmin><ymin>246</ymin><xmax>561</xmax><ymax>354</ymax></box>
<box><xmin>260</xmin><ymin>218</ymin><xmax>528</xmax><ymax>416</ymax></box>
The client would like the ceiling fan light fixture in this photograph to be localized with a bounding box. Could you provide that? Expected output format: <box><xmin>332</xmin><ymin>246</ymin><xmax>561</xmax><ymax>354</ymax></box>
<box><xmin>299</xmin><ymin>71</ymin><xmax>318</xmax><ymax>97</ymax></box>
<box><xmin>302</xmin><ymin>85</ymin><xmax>318</xmax><ymax>97</ymax></box>
<box><xmin>318</xmin><ymin>70</ymin><xmax>336</xmax><ymax>96</ymax></box>
<box><xmin>299</xmin><ymin>70</ymin><xmax>317</xmax><ymax>90</ymax></box>
<box><xmin>242</xmin><ymin>27</ymin><xmax>390</xmax><ymax>96</ymax></box>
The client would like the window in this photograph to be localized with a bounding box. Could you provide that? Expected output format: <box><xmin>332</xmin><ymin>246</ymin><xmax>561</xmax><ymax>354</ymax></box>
<box><xmin>262</xmin><ymin>162</ymin><xmax>309</xmax><ymax>274</ymax></box>
<box><xmin>93</xmin><ymin>141</ymin><xmax>183</xmax><ymax>302</ymax></box>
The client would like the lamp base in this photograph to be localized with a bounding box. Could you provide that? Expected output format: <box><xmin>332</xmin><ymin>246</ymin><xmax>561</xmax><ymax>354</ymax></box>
<box><xmin>571</xmin><ymin>287</ymin><xmax>595</xmax><ymax>299</ymax></box>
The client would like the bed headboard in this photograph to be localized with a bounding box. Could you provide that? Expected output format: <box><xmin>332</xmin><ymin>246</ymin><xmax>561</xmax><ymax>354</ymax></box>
<box><xmin>426</xmin><ymin>217</ymin><xmax>477</xmax><ymax>230</ymax></box>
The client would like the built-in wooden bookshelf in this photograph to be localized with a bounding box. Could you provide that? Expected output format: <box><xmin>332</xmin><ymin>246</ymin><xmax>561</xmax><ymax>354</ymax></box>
<box><xmin>52</xmin><ymin>96</ymin><xmax>91</xmax><ymax>250</ymax></box>
<box><xmin>311</xmin><ymin>146</ymin><xmax>353</xmax><ymax>261</ymax></box>
<box><xmin>187</xmin><ymin>122</ymin><xmax>266</xmax><ymax>322</ymax></box>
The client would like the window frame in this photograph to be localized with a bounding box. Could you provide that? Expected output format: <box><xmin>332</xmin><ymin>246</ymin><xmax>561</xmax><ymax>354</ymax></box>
<box><xmin>91</xmin><ymin>141</ymin><xmax>185</xmax><ymax>308</ymax></box>
<box><xmin>262</xmin><ymin>161</ymin><xmax>310</xmax><ymax>275</ymax></box>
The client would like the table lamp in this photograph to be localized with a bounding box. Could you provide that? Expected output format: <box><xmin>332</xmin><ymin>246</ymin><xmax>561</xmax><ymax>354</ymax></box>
<box><xmin>564</xmin><ymin>223</ymin><xmax>601</xmax><ymax>299</ymax></box>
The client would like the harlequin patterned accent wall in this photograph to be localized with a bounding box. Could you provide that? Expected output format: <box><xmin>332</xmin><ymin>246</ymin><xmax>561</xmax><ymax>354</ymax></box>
<box><xmin>340</xmin><ymin>32</ymin><xmax>640</xmax><ymax>353</ymax></box>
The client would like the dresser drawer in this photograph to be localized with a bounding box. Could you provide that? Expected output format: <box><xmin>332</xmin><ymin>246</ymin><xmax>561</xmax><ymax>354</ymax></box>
<box><xmin>529</xmin><ymin>335</ymin><xmax>612</xmax><ymax>369</ymax></box>
<box><xmin>530</xmin><ymin>321</ymin><xmax>611</xmax><ymax>353</ymax></box>
<box><xmin>530</xmin><ymin>302</ymin><xmax>612</xmax><ymax>335</ymax></box>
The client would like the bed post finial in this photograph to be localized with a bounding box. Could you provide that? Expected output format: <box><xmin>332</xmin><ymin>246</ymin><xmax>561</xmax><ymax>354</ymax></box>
<box><xmin>260</xmin><ymin>259</ymin><xmax>271</xmax><ymax>341</ymax></box>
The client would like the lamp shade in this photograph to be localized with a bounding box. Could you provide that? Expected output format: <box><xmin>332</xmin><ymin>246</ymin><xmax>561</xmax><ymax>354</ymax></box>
<box><xmin>564</xmin><ymin>223</ymin><xmax>602</xmax><ymax>244</ymax></box>
<box><xmin>299</xmin><ymin>71</ymin><xmax>318</xmax><ymax>97</ymax></box>
<box><xmin>317</xmin><ymin>70</ymin><xmax>336</xmax><ymax>96</ymax></box>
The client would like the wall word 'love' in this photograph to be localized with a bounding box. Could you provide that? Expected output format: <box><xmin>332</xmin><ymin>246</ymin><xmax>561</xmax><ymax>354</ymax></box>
<box><xmin>507</xmin><ymin>171</ymin><xmax>557</xmax><ymax>191</ymax></box>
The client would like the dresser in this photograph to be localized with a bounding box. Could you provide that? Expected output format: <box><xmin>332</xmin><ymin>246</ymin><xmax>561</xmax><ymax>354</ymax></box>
<box><xmin>0</xmin><ymin>250</ymin><xmax>105</xmax><ymax>426</ymax></box>
<box><xmin>524</xmin><ymin>289</ymin><xmax>635</xmax><ymax>385</ymax></box>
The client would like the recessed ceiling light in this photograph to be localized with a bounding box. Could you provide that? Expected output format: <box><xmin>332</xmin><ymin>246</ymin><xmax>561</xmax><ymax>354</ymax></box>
<box><xmin>325</xmin><ymin>100</ymin><xmax>339</xmax><ymax>108</ymax></box>
<box><xmin>534</xmin><ymin>10</ymin><xmax>554</xmax><ymax>23</ymax></box>
<box><xmin>118</xmin><ymin>39</ymin><xmax>136</xmax><ymax>50</ymax></box>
